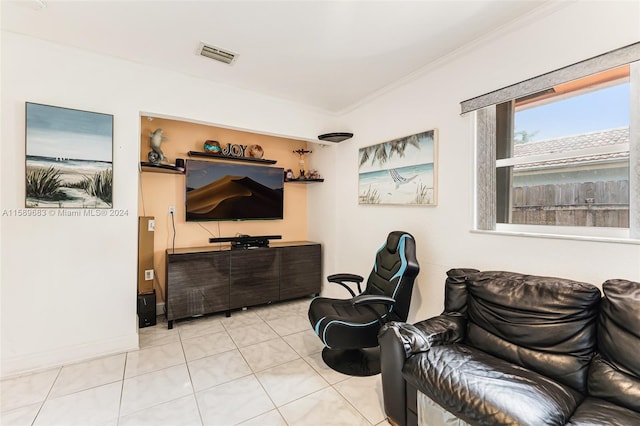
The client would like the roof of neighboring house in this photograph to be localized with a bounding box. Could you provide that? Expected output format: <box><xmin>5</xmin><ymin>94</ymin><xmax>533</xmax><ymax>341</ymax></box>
<box><xmin>513</xmin><ymin>127</ymin><xmax>629</xmax><ymax>170</ymax></box>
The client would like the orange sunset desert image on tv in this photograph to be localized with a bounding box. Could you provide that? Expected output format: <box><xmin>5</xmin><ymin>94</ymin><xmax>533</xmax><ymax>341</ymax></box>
<box><xmin>185</xmin><ymin>160</ymin><xmax>284</xmax><ymax>221</ymax></box>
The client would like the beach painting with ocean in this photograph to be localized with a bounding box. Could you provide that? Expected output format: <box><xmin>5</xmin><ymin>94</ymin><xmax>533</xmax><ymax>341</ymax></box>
<box><xmin>359</xmin><ymin>129</ymin><xmax>437</xmax><ymax>206</ymax></box>
<box><xmin>25</xmin><ymin>103</ymin><xmax>113</xmax><ymax>208</ymax></box>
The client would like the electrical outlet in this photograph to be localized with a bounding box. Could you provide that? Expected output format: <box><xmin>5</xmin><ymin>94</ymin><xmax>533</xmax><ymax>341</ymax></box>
<box><xmin>144</xmin><ymin>269</ymin><xmax>154</xmax><ymax>281</ymax></box>
<box><xmin>168</xmin><ymin>205</ymin><xmax>176</xmax><ymax>215</ymax></box>
<box><xmin>148</xmin><ymin>219</ymin><xmax>155</xmax><ymax>232</ymax></box>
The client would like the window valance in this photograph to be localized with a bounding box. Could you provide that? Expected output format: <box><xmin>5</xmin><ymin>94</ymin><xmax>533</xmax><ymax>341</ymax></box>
<box><xmin>460</xmin><ymin>42</ymin><xmax>640</xmax><ymax>115</ymax></box>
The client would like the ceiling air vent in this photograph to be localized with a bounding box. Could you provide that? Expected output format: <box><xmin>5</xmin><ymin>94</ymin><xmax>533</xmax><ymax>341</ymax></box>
<box><xmin>197</xmin><ymin>42</ymin><xmax>237</xmax><ymax>65</ymax></box>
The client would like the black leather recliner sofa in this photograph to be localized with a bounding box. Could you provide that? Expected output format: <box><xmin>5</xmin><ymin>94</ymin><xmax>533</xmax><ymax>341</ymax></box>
<box><xmin>379</xmin><ymin>269</ymin><xmax>640</xmax><ymax>426</ymax></box>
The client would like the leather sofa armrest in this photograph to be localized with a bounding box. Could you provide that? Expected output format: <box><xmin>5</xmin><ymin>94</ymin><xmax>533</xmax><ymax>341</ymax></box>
<box><xmin>381</xmin><ymin>313</ymin><xmax>466</xmax><ymax>358</ymax></box>
<box><xmin>379</xmin><ymin>314</ymin><xmax>466</xmax><ymax>426</ymax></box>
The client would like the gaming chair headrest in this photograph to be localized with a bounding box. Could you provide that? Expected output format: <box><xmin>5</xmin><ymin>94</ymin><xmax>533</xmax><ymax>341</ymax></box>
<box><xmin>385</xmin><ymin>231</ymin><xmax>410</xmax><ymax>254</ymax></box>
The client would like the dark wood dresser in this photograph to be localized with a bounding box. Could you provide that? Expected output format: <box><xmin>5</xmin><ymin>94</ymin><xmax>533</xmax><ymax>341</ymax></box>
<box><xmin>165</xmin><ymin>241</ymin><xmax>321</xmax><ymax>328</ymax></box>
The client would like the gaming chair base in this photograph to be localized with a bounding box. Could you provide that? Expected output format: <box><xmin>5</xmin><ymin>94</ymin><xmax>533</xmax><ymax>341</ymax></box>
<box><xmin>321</xmin><ymin>346</ymin><xmax>381</xmax><ymax>376</ymax></box>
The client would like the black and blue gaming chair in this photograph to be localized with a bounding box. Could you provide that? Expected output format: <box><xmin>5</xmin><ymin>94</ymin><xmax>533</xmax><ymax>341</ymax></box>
<box><xmin>308</xmin><ymin>231</ymin><xmax>419</xmax><ymax>376</ymax></box>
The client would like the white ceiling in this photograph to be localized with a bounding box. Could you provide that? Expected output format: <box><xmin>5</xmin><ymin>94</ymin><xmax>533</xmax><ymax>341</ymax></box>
<box><xmin>1</xmin><ymin>0</ymin><xmax>549</xmax><ymax>113</ymax></box>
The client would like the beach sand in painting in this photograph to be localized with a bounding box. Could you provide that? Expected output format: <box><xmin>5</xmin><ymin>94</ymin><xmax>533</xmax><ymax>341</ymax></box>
<box><xmin>26</xmin><ymin>156</ymin><xmax>112</xmax><ymax>208</ymax></box>
<box><xmin>359</xmin><ymin>180</ymin><xmax>435</xmax><ymax>205</ymax></box>
<box><xmin>359</xmin><ymin>164</ymin><xmax>435</xmax><ymax>205</ymax></box>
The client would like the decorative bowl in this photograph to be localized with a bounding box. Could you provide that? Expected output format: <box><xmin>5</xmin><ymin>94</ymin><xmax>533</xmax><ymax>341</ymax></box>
<box><xmin>204</xmin><ymin>140</ymin><xmax>222</xmax><ymax>153</ymax></box>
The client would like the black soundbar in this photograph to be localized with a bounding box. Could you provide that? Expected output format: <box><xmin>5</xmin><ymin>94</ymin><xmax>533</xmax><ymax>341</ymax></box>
<box><xmin>209</xmin><ymin>235</ymin><xmax>282</xmax><ymax>244</ymax></box>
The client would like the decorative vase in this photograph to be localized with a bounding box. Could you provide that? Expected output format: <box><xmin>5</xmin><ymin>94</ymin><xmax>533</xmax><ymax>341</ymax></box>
<box><xmin>248</xmin><ymin>144</ymin><xmax>264</xmax><ymax>159</ymax></box>
<box><xmin>147</xmin><ymin>151</ymin><xmax>161</xmax><ymax>164</ymax></box>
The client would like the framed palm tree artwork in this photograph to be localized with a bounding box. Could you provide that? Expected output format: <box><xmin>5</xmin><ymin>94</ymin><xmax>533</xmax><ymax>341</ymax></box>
<box><xmin>358</xmin><ymin>129</ymin><xmax>437</xmax><ymax>205</ymax></box>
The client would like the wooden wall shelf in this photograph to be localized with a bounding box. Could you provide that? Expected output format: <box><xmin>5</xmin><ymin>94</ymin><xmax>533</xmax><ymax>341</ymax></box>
<box><xmin>188</xmin><ymin>151</ymin><xmax>277</xmax><ymax>164</ymax></box>
<box><xmin>285</xmin><ymin>178</ymin><xmax>324</xmax><ymax>183</ymax></box>
<box><xmin>140</xmin><ymin>162</ymin><xmax>185</xmax><ymax>174</ymax></box>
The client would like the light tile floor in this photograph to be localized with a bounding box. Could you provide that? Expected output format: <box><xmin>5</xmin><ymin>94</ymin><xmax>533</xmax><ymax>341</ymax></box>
<box><xmin>1</xmin><ymin>298</ymin><xmax>390</xmax><ymax>426</ymax></box>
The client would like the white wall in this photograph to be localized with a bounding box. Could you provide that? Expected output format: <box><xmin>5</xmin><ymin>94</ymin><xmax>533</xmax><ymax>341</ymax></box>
<box><xmin>0</xmin><ymin>32</ymin><xmax>330</xmax><ymax>377</ymax></box>
<box><xmin>309</xmin><ymin>1</ymin><xmax>640</xmax><ymax>322</ymax></box>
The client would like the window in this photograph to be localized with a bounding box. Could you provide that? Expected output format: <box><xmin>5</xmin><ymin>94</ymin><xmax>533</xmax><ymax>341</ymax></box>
<box><xmin>498</xmin><ymin>66</ymin><xmax>630</xmax><ymax>228</ymax></box>
<box><xmin>462</xmin><ymin>43</ymin><xmax>640</xmax><ymax>240</ymax></box>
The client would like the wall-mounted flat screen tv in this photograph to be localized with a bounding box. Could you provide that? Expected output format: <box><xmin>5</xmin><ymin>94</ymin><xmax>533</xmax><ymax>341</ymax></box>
<box><xmin>185</xmin><ymin>159</ymin><xmax>284</xmax><ymax>221</ymax></box>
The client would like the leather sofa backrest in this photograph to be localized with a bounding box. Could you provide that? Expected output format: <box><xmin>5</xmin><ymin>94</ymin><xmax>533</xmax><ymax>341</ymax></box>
<box><xmin>444</xmin><ymin>268</ymin><xmax>478</xmax><ymax>314</ymax></box>
<box><xmin>463</xmin><ymin>271</ymin><xmax>601</xmax><ymax>393</ymax></box>
<box><xmin>588</xmin><ymin>279</ymin><xmax>640</xmax><ymax>411</ymax></box>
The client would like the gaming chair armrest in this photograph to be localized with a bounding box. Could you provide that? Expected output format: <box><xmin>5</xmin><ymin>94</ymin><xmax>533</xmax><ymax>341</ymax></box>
<box><xmin>353</xmin><ymin>295</ymin><xmax>396</xmax><ymax>325</ymax></box>
<box><xmin>352</xmin><ymin>295</ymin><xmax>395</xmax><ymax>308</ymax></box>
<box><xmin>327</xmin><ymin>273</ymin><xmax>365</xmax><ymax>296</ymax></box>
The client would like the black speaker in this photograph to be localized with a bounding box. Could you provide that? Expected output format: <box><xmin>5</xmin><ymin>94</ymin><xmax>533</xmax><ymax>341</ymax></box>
<box><xmin>175</xmin><ymin>158</ymin><xmax>185</xmax><ymax>168</ymax></box>
<box><xmin>137</xmin><ymin>291</ymin><xmax>157</xmax><ymax>328</ymax></box>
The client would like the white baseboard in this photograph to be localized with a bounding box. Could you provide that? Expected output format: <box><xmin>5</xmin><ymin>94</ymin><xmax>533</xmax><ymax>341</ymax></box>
<box><xmin>1</xmin><ymin>333</ymin><xmax>139</xmax><ymax>379</ymax></box>
<box><xmin>157</xmin><ymin>301</ymin><xmax>165</xmax><ymax>316</ymax></box>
